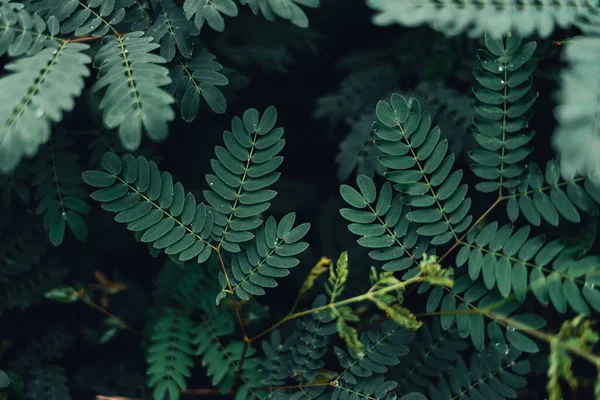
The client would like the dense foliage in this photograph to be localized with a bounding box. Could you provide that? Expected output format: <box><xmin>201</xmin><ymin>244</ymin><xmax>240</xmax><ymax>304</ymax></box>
<box><xmin>1</xmin><ymin>1</ymin><xmax>600</xmax><ymax>400</ymax></box>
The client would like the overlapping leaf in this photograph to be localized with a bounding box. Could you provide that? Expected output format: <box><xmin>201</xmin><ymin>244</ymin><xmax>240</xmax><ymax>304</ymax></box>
<box><xmin>373</xmin><ymin>94</ymin><xmax>473</xmax><ymax>247</ymax></box>
<box><xmin>0</xmin><ymin>42</ymin><xmax>90</xmax><ymax>172</ymax></box>
<box><xmin>92</xmin><ymin>31</ymin><xmax>175</xmax><ymax>151</ymax></box>
<box><xmin>470</xmin><ymin>31</ymin><xmax>538</xmax><ymax>194</ymax></box>
<box><xmin>169</xmin><ymin>51</ymin><xmax>228</xmax><ymax>121</ymax></box>
<box><xmin>217</xmin><ymin>213</ymin><xmax>310</xmax><ymax>302</ymax></box>
<box><xmin>505</xmin><ymin>159</ymin><xmax>600</xmax><ymax>226</ymax></box>
<box><xmin>32</xmin><ymin>133</ymin><xmax>90</xmax><ymax>246</ymax></box>
<box><xmin>0</xmin><ymin>1</ymin><xmax>59</xmax><ymax>57</ymax></box>
<box><xmin>428</xmin><ymin>346</ymin><xmax>530</xmax><ymax>400</ymax></box>
<box><xmin>239</xmin><ymin>0</ymin><xmax>320</xmax><ymax>28</ymax></box>
<box><xmin>82</xmin><ymin>152</ymin><xmax>214</xmax><ymax>264</ymax></box>
<box><xmin>146</xmin><ymin>0</ymin><xmax>198</xmax><ymax>61</ymax></box>
<box><xmin>182</xmin><ymin>0</ymin><xmax>238</xmax><ymax>32</ymax></box>
<box><xmin>340</xmin><ymin>177</ymin><xmax>424</xmax><ymax>275</ymax></box>
<box><xmin>455</xmin><ymin>222</ymin><xmax>600</xmax><ymax>315</ymax></box>
<box><xmin>205</xmin><ymin>106</ymin><xmax>283</xmax><ymax>252</ymax></box>
<box><xmin>29</xmin><ymin>0</ymin><xmax>129</xmax><ymax>37</ymax></box>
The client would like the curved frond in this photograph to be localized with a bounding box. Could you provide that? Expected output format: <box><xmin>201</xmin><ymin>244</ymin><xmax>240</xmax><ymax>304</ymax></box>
<box><xmin>206</xmin><ymin>106</ymin><xmax>284</xmax><ymax>252</ymax></box>
<box><xmin>218</xmin><ymin>213</ymin><xmax>310</xmax><ymax>302</ymax></box>
<box><xmin>335</xmin><ymin>319</ymin><xmax>414</xmax><ymax>385</ymax></box>
<box><xmin>146</xmin><ymin>0</ymin><xmax>199</xmax><ymax>61</ymax></box>
<box><xmin>553</xmin><ymin>16</ymin><xmax>600</xmax><ymax>184</ymax></box>
<box><xmin>195</xmin><ymin>312</ymin><xmax>264</xmax><ymax>398</ymax></box>
<box><xmin>92</xmin><ymin>31</ymin><xmax>175</xmax><ymax>151</ymax></box>
<box><xmin>147</xmin><ymin>308</ymin><xmax>196</xmax><ymax>400</ymax></box>
<box><xmin>395</xmin><ymin>320</ymin><xmax>468</xmax><ymax>393</ymax></box>
<box><xmin>427</xmin><ymin>346</ymin><xmax>529</xmax><ymax>400</ymax></box>
<box><xmin>333</xmin><ymin>375</ymin><xmax>401</xmax><ymax>400</ymax></box>
<box><xmin>239</xmin><ymin>0</ymin><xmax>320</xmax><ymax>28</ymax></box>
<box><xmin>504</xmin><ymin>159</ymin><xmax>600</xmax><ymax>225</ymax></box>
<box><xmin>32</xmin><ymin>132</ymin><xmax>90</xmax><ymax>246</ymax></box>
<box><xmin>340</xmin><ymin>177</ymin><xmax>423</xmax><ymax>275</ymax></box>
<box><xmin>0</xmin><ymin>42</ymin><xmax>91</xmax><ymax>172</ymax></box>
<box><xmin>182</xmin><ymin>0</ymin><xmax>238</xmax><ymax>32</ymax></box>
<box><xmin>455</xmin><ymin>221</ymin><xmax>600</xmax><ymax>315</ymax></box>
<box><xmin>470</xmin><ymin>31</ymin><xmax>538</xmax><ymax>194</ymax></box>
<box><xmin>28</xmin><ymin>0</ymin><xmax>127</xmax><ymax>37</ymax></box>
<box><xmin>367</xmin><ymin>0</ymin><xmax>599</xmax><ymax>38</ymax></box>
<box><xmin>82</xmin><ymin>152</ymin><xmax>214</xmax><ymax>264</ymax></box>
<box><xmin>169</xmin><ymin>50</ymin><xmax>228</xmax><ymax>121</ymax></box>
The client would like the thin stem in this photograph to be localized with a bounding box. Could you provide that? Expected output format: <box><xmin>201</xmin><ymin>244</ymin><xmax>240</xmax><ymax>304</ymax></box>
<box><xmin>76</xmin><ymin>291</ymin><xmax>140</xmax><ymax>336</ymax></box>
<box><xmin>217</xmin><ymin>250</ymin><xmax>247</xmax><ymax>339</ymax></box>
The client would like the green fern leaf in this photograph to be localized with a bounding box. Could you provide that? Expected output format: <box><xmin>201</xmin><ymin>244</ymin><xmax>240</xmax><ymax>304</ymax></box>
<box><xmin>334</xmin><ymin>375</ymin><xmax>400</xmax><ymax>400</ymax></box>
<box><xmin>92</xmin><ymin>31</ymin><xmax>175</xmax><ymax>150</ymax></box>
<box><xmin>82</xmin><ymin>152</ymin><xmax>214</xmax><ymax>263</ymax></box>
<box><xmin>335</xmin><ymin>318</ymin><xmax>414</xmax><ymax>386</ymax></box>
<box><xmin>470</xmin><ymin>31</ymin><xmax>538</xmax><ymax>194</ymax></box>
<box><xmin>456</xmin><ymin>221</ymin><xmax>600</xmax><ymax>315</ymax></box>
<box><xmin>0</xmin><ymin>2</ymin><xmax>59</xmax><ymax>57</ymax></box>
<box><xmin>147</xmin><ymin>308</ymin><xmax>196</xmax><ymax>400</ymax></box>
<box><xmin>367</xmin><ymin>0</ymin><xmax>599</xmax><ymax>38</ymax></box>
<box><xmin>218</xmin><ymin>213</ymin><xmax>310</xmax><ymax>302</ymax></box>
<box><xmin>553</xmin><ymin>16</ymin><xmax>600</xmax><ymax>184</ymax></box>
<box><xmin>183</xmin><ymin>0</ymin><xmax>238</xmax><ymax>32</ymax></box>
<box><xmin>428</xmin><ymin>346</ymin><xmax>529</xmax><ymax>400</ymax></box>
<box><xmin>207</xmin><ymin>106</ymin><xmax>284</xmax><ymax>252</ymax></box>
<box><xmin>146</xmin><ymin>0</ymin><xmax>199</xmax><ymax>61</ymax></box>
<box><xmin>32</xmin><ymin>132</ymin><xmax>90</xmax><ymax>246</ymax></box>
<box><xmin>26</xmin><ymin>366</ymin><xmax>71</xmax><ymax>400</ymax></box>
<box><xmin>505</xmin><ymin>159</ymin><xmax>600</xmax><ymax>225</ymax></box>
<box><xmin>29</xmin><ymin>0</ymin><xmax>127</xmax><ymax>37</ymax></box>
<box><xmin>239</xmin><ymin>0</ymin><xmax>319</xmax><ymax>28</ymax></box>
<box><xmin>0</xmin><ymin>42</ymin><xmax>91</xmax><ymax>172</ymax></box>
<box><xmin>169</xmin><ymin>50</ymin><xmax>228</xmax><ymax>121</ymax></box>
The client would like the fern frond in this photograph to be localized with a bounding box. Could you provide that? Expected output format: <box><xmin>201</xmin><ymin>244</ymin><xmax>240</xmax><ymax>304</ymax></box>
<box><xmin>11</xmin><ymin>323</ymin><xmax>75</xmax><ymax>373</ymax></box>
<box><xmin>239</xmin><ymin>0</ymin><xmax>319</xmax><ymax>28</ymax></box>
<box><xmin>147</xmin><ymin>308</ymin><xmax>196</xmax><ymax>400</ymax></box>
<box><xmin>28</xmin><ymin>0</ymin><xmax>127</xmax><ymax>37</ymax></box>
<box><xmin>0</xmin><ymin>42</ymin><xmax>91</xmax><ymax>172</ymax></box>
<box><xmin>340</xmin><ymin>177</ymin><xmax>422</xmax><ymax>275</ymax></box>
<box><xmin>374</xmin><ymin>94</ymin><xmax>473</xmax><ymax>247</ymax></box>
<box><xmin>26</xmin><ymin>366</ymin><xmax>71</xmax><ymax>400</ymax></box>
<box><xmin>412</xmin><ymin>81</ymin><xmax>475</xmax><ymax>155</ymax></box>
<box><xmin>335</xmin><ymin>319</ymin><xmax>414</xmax><ymax>386</ymax></box>
<box><xmin>183</xmin><ymin>0</ymin><xmax>238</xmax><ymax>32</ymax></box>
<box><xmin>206</xmin><ymin>106</ymin><xmax>284</xmax><ymax>252</ymax></box>
<box><xmin>553</xmin><ymin>17</ymin><xmax>600</xmax><ymax>184</ymax></box>
<box><xmin>169</xmin><ymin>50</ymin><xmax>228</xmax><ymax>121</ymax></box>
<box><xmin>504</xmin><ymin>159</ymin><xmax>600</xmax><ymax>225</ymax></box>
<box><xmin>367</xmin><ymin>0</ymin><xmax>599</xmax><ymax>38</ymax></box>
<box><xmin>218</xmin><ymin>213</ymin><xmax>310</xmax><ymax>302</ymax></box>
<box><xmin>395</xmin><ymin>320</ymin><xmax>468</xmax><ymax>393</ymax></box>
<box><xmin>455</xmin><ymin>221</ymin><xmax>600</xmax><ymax>315</ymax></box>
<box><xmin>333</xmin><ymin>375</ymin><xmax>400</xmax><ymax>400</ymax></box>
<box><xmin>147</xmin><ymin>0</ymin><xmax>199</xmax><ymax>61</ymax></box>
<box><xmin>32</xmin><ymin>132</ymin><xmax>90</xmax><ymax>246</ymax></box>
<box><xmin>470</xmin><ymin>31</ymin><xmax>538</xmax><ymax>194</ymax></box>
<box><xmin>258</xmin><ymin>329</ymin><xmax>297</xmax><ymax>388</ymax></box>
<box><xmin>195</xmin><ymin>312</ymin><xmax>263</xmax><ymax>397</ymax></box>
<box><xmin>92</xmin><ymin>31</ymin><xmax>175</xmax><ymax>150</ymax></box>
<box><xmin>0</xmin><ymin>1</ymin><xmax>59</xmax><ymax>57</ymax></box>
<box><xmin>82</xmin><ymin>152</ymin><xmax>214</xmax><ymax>263</ymax></box>
<box><xmin>427</xmin><ymin>346</ymin><xmax>529</xmax><ymax>400</ymax></box>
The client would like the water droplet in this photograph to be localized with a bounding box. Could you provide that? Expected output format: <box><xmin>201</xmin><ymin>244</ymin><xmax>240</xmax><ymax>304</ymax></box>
<box><xmin>35</xmin><ymin>108</ymin><xmax>44</xmax><ymax>117</ymax></box>
<box><xmin>504</xmin><ymin>347</ymin><xmax>509</xmax><ymax>355</ymax></box>
<box><xmin>498</xmin><ymin>66</ymin><xmax>503</xmax><ymax>71</ymax></box>
<box><xmin>124</xmin><ymin>49</ymin><xmax>128</xmax><ymax>53</ymax></box>
<box><xmin>61</xmin><ymin>211</ymin><xmax>67</xmax><ymax>219</ymax></box>
<box><xmin>210</xmin><ymin>182</ymin><xmax>214</xmax><ymax>186</ymax></box>
<box><xmin>500</xmin><ymin>79</ymin><xmax>505</xmax><ymax>84</ymax></box>
<box><xmin>509</xmin><ymin>63</ymin><xmax>515</xmax><ymax>68</ymax></box>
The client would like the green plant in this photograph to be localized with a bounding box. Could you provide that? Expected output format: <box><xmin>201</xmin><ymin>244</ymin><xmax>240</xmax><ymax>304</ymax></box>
<box><xmin>1</xmin><ymin>1</ymin><xmax>600</xmax><ymax>400</ymax></box>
